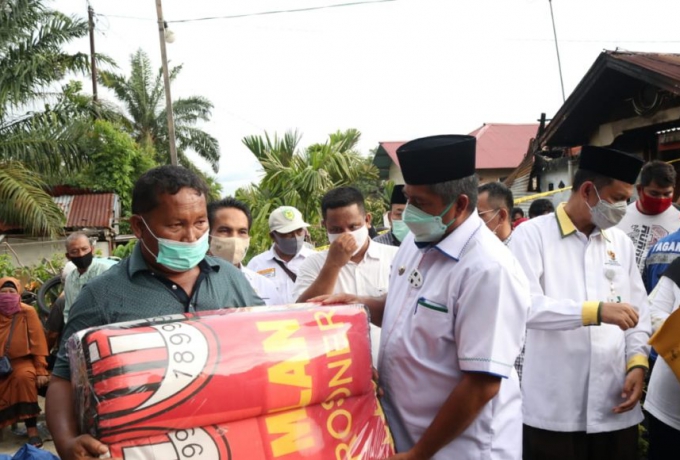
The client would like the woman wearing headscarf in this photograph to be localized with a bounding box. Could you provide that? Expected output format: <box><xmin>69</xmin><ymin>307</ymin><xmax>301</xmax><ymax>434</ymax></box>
<box><xmin>0</xmin><ymin>276</ymin><xmax>49</xmax><ymax>447</ymax></box>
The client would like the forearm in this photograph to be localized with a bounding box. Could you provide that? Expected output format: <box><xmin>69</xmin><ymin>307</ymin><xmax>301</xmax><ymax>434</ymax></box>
<box><xmin>358</xmin><ymin>294</ymin><xmax>386</xmax><ymax>327</ymax></box>
<box><xmin>296</xmin><ymin>263</ymin><xmax>342</xmax><ymax>302</ymax></box>
<box><xmin>411</xmin><ymin>373</ymin><xmax>501</xmax><ymax>459</ymax></box>
<box><xmin>33</xmin><ymin>356</ymin><xmax>49</xmax><ymax>376</ymax></box>
<box><xmin>46</xmin><ymin>377</ymin><xmax>79</xmax><ymax>455</ymax></box>
<box><xmin>46</xmin><ymin>332</ymin><xmax>59</xmax><ymax>352</ymax></box>
<box><xmin>528</xmin><ymin>296</ymin><xmax>597</xmax><ymax>330</ymax></box>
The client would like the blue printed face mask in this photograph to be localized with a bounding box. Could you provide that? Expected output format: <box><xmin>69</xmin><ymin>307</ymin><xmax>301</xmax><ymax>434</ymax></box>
<box><xmin>141</xmin><ymin>218</ymin><xmax>209</xmax><ymax>271</ymax></box>
<box><xmin>402</xmin><ymin>202</ymin><xmax>456</xmax><ymax>243</ymax></box>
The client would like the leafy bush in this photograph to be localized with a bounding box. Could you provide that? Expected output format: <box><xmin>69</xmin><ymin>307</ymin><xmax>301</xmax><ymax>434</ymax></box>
<box><xmin>0</xmin><ymin>253</ymin><xmax>65</xmax><ymax>292</ymax></box>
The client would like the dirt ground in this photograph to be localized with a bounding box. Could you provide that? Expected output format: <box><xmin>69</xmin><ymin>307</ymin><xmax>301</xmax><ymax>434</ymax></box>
<box><xmin>0</xmin><ymin>397</ymin><xmax>58</xmax><ymax>457</ymax></box>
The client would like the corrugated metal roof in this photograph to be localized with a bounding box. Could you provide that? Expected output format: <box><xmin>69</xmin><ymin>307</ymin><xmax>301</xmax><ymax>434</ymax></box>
<box><xmin>469</xmin><ymin>123</ymin><xmax>539</xmax><ymax>170</ymax></box>
<box><xmin>539</xmin><ymin>50</ymin><xmax>680</xmax><ymax>148</ymax></box>
<box><xmin>376</xmin><ymin>124</ymin><xmax>537</xmax><ymax>173</ymax></box>
<box><xmin>609</xmin><ymin>51</ymin><xmax>680</xmax><ymax>84</ymax></box>
<box><xmin>52</xmin><ymin>195</ymin><xmax>74</xmax><ymax>218</ymax></box>
<box><xmin>65</xmin><ymin>194</ymin><xmax>115</xmax><ymax>229</ymax></box>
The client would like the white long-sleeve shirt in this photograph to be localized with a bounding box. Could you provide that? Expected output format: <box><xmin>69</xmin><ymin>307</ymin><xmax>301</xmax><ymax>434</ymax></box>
<box><xmin>510</xmin><ymin>203</ymin><xmax>651</xmax><ymax>434</ymax></box>
<box><xmin>645</xmin><ymin>265</ymin><xmax>680</xmax><ymax>431</ymax></box>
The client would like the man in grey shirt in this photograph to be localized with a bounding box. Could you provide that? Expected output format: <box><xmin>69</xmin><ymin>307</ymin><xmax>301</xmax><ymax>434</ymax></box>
<box><xmin>46</xmin><ymin>165</ymin><xmax>262</xmax><ymax>460</ymax></box>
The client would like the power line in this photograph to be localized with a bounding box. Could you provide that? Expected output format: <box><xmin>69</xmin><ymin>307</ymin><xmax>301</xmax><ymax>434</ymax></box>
<box><xmin>97</xmin><ymin>0</ymin><xmax>395</xmax><ymax>23</ymax></box>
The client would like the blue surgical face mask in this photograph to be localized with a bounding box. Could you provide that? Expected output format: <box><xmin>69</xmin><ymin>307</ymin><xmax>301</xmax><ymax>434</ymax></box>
<box><xmin>391</xmin><ymin>219</ymin><xmax>410</xmax><ymax>242</ymax></box>
<box><xmin>140</xmin><ymin>218</ymin><xmax>209</xmax><ymax>271</ymax></box>
<box><xmin>402</xmin><ymin>202</ymin><xmax>456</xmax><ymax>243</ymax></box>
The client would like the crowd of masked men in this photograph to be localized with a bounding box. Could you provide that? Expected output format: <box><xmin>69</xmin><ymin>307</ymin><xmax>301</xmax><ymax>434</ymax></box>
<box><xmin>5</xmin><ymin>134</ymin><xmax>680</xmax><ymax>460</ymax></box>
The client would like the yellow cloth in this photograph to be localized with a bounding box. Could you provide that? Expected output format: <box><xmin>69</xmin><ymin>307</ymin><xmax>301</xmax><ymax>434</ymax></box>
<box><xmin>649</xmin><ymin>307</ymin><xmax>680</xmax><ymax>382</ymax></box>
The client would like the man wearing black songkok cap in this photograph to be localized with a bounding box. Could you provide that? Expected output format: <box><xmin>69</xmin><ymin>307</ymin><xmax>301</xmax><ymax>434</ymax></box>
<box><xmin>373</xmin><ymin>184</ymin><xmax>408</xmax><ymax>247</ymax></box>
<box><xmin>312</xmin><ymin>135</ymin><xmax>531</xmax><ymax>459</ymax></box>
<box><xmin>510</xmin><ymin>145</ymin><xmax>652</xmax><ymax>460</ymax></box>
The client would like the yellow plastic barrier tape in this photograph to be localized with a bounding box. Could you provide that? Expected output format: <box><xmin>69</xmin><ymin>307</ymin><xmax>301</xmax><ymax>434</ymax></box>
<box><xmin>513</xmin><ymin>186</ymin><xmax>572</xmax><ymax>205</ymax></box>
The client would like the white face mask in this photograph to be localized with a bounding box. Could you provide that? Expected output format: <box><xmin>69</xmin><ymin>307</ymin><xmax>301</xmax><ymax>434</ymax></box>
<box><xmin>210</xmin><ymin>235</ymin><xmax>250</xmax><ymax>266</ymax></box>
<box><xmin>587</xmin><ymin>187</ymin><xmax>627</xmax><ymax>230</ymax></box>
<box><xmin>327</xmin><ymin>225</ymin><xmax>369</xmax><ymax>256</ymax></box>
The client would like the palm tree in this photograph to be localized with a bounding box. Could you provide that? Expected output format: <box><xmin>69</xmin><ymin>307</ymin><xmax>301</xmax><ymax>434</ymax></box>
<box><xmin>237</xmin><ymin>129</ymin><xmax>379</xmax><ymax>256</ymax></box>
<box><xmin>0</xmin><ymin>161</ymin><xmax>65</xmax><ymax>235</ymax></box>
<box><xmin>0</xmin><ymin>0</ymin><xmax>93</xmax><ymax>235</ymax></box>
<box><xmin>99</xmin><ymin>49</ymin><xmax>220</xmax><ymax>172</ymax></box>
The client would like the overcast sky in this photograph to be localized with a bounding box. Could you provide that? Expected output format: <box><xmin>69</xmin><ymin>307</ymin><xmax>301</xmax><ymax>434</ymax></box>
<box><xmin>53</xmin><ymin>0</ymin><xmax>680</xmax><ymax>194</ymax></box>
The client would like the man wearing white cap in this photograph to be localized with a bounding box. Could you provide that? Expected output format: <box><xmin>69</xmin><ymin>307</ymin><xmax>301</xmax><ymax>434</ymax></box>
<box><xmin>247</xmin><ymin>206</ymin><xmax>315</xmax><ymax>303</ymax></box>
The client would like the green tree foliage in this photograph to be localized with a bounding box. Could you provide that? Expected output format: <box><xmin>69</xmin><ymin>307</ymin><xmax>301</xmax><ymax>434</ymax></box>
<box><xmin>0</xmin><ymin>161</ymin><xmax>65</xmax><ymax>235</ymax></box>
<box><xmin>0</xmin><ymin>0</ymin><xmax>90</xmax><ymax>115</ymax></box>
<box><xmin>73</xmin><ymin>119</ymin><xmax>156</xmax><ymax>212</ymax></box>
<box><xmin>99</xmin><ymin>49</ymin><xmax>220</xmax><ymax>173</ymax></box>
<box><xmin>237</xmin><ymin>129</ymin><xmax>382</xmax><ymax>257</ymax></box>
<box><xmin>0</xmin><ymin>0</ymin><xmax>98</xmax><ymax>235</ymax></box>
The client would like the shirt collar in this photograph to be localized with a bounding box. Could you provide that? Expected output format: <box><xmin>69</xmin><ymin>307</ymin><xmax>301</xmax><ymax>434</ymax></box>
<box><xmin>555</xmin><ymin>202</ymin><xmax>577</xmax><ymax>238</ymax></box>
<box><xmin>555</xmin><ymin>202</ymin><xmax>610</xmax><ymax>241</ymax></box>
<box><xmin>432</xmin><ymin>212</ymin><xmax>483</xmax><ymax>261</ymax></box>
<box><xmin>364</xmin><ymin>239</ymin><xmax>383</xmax><ymax>260</ymax></box>
<box><xmin>128</xmin><ymin>242</ymin><xmax>219</xmax><ymax>278</ymax></box>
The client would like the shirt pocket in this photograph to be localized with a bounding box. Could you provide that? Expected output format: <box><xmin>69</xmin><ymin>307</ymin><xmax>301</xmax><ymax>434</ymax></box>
<box><xmin>415</xmin><ymin>297</ymin><xmax>448</xmax><ymax>313</ymax></box>
<box><xmin>410</xmin><ymin>297</ymin><xmax>455</xmax><ymax>359</ymax></box>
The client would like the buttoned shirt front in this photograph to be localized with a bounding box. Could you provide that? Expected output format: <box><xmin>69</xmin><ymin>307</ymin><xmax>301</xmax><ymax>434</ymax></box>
<box><xmin>379</xmin><ymin>213</ymin><xmax>529</xmax><ymax>459</ymax></box>
<box><xmin>293</xmin><ymin>240</ymin><xmax>398</xmax><ymax>366</ymax></box>
<box><xmin>241</xmin><ymin>266</ymin><xmax>284</xmax><ymax>306</ymax></box>
<box><xmin>247</xmin><ymin>245</ymin><xmax>315</xmax><ymax>303</ymax></box>
<box><xmin>510</xmin><ymin>203</ymin><xmax>651</xmax><ymax>434</ymax></box>
<box><xmin>63</xmin><ymin>259</ymin><xmax>113</xmax><ymax>322</ymax></box>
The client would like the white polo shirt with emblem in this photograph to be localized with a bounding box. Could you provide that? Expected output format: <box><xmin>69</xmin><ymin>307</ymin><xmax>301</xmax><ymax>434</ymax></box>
<box><xmin>379</xmin><ymin>212</ymin><xmax>530</xmax><ymax>459</ymax></box>
<box><xmin>293</xmin><ymin>239</ymin><xmax>398</xmax><ymax>366</ymax></box>
<box><xmin>246</xmin><ymin>245</ymin><xmax>315</xmax><ymax>304</ymax></box>
<box><xmin>509</xmin><ymin>203</ymin><xmax>652</xmax><ymax>434</ymax></box>
<box><xmin>241</xmin><ymin>266</ymin><xmax>284</xmax><ymax>306</ymax></box>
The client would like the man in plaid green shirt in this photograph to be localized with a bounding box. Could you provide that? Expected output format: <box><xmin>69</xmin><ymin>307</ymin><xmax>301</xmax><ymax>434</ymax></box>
<box><xmin>46</xmin><ymin>165</ymin><xmax>263</xmax><ymax>460</ymax></box>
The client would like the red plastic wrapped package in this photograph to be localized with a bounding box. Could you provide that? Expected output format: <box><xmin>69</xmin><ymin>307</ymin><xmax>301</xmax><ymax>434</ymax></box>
<box><xmin>104</xmin><ymin>393</ymin><xmax>394</xmax><ymax>459</ymax></box>
<box><xmin>68</xmin><ymin>305</ymin><xmax>374</xmax><ymax>443</ymax></box>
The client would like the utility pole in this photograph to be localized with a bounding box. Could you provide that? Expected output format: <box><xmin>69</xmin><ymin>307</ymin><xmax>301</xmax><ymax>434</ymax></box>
<box><xmin>87</xmin><ymin>4</ymin><xmax>98</xmax><ymax>103</ymax></box>
<box><xmin>155</xmin><ymin>0</ymin><xmax>178</xmax><ymax>166</ymax></box>
<box><xmin>548</xmin><ymin>0</ymin><xmax>566</xmax><ymax>103</ymax></box>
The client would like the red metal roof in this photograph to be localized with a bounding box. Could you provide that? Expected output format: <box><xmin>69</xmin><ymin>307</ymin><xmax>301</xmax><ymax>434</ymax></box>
<box><xmin>609</xmin><ymin>51</ymin><xmax>680</xmax><ymax>85</ymax></box>
<box><xmin>377</xmin><ymin>141</ymin><xmax>407</xmax><ymax>167</ymax></box>
<box><xmin>469</xmin><ymin>123</ymin><xmax>539</xmax><ymax>169</ymax></box>
<box><xmin>378</xmin><ymin>124</ymin><xmax>538</xmax><ymax>172</ymax></box>
<box><xmin>66</xmin><ymin>194</ymin><xmax>116</xmax><ymax>229</ymax></box>
<box><xmin>1</xmin><ymin>192</ymin><xmax>119</xmax><ymax>234</ymax></box>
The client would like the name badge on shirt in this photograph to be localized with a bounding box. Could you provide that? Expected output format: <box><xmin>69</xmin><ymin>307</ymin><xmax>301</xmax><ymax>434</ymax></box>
<box><xmin>604</xmin><ymin>249</ymin><xmax>621</xmax><ymax>266</ymax></box>
<box><xmin>408</xmin><ymin>269</ymin><xmax>424</xmax><ymax>288</ymax></box>
<box><xmin>257</xmin><ymin>268</ymin><xmax>276</xmax><ymax>279</ymax></box>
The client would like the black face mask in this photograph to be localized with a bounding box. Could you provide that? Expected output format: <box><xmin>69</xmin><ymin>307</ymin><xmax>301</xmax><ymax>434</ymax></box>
<box><xmin>71</xmin><ymin>252</ymin><xmax>94</xmax><ymax>270</ymax></box>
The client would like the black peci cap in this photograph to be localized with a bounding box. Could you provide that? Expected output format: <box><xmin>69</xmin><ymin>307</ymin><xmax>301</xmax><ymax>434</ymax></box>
<box><xmin>578</xmin><ymin>146</ymin><xmax>643</xmax><ymax>185</ymax></box>
<box><xmin>396</xmin><ymin>135</ymin><xmax>476</xmax><ymax>185</ymax></box>
<box><xmin>390</xmin><ymin>185</ymin><xmax>407</xmax><ymax>205</ymax></box>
